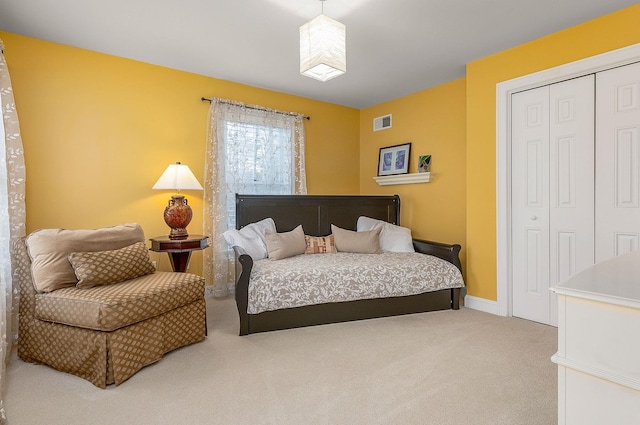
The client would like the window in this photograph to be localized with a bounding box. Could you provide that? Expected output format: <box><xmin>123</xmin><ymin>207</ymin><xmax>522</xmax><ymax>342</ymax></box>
<box><xmin>203</xmin><ymin>99</ymin><xmax>307</xmax><ymax>296</ymax></box>
<box><xmin>223</xmin><ymin>118</ymin><xmax>295</xmax><ymax>229</ymax></box>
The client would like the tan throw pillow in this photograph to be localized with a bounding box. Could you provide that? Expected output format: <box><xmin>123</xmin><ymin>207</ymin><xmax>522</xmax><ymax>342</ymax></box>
<box><xmin>69</xmin><ymin>242</ymin><xmax>156</xmax><ymax>289</ymax></box>
<box><xmin>331</xmin><ymin>224</ymin><xmax>381</xmax><ymax>254</ymax></box>
<box><xmin>25</xmin><ymin>223</ymin><xmax>145</xmax><ymax>292</ymax></box>
<box><xmin>305</xmin><ymin>235</ymin><xmax>337</xmax><ymax>254</ymax></box>
<box><xmin>265</xmin><ymin>225</ymin><xmax>306</xmax><ymax>260</ymax></box>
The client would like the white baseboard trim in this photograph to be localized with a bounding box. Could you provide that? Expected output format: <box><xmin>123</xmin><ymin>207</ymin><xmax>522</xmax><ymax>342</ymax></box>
<box><xmin>464</xmin><ymin>295</ymin><xmax>500</xmax><ymax>315</ymax></box>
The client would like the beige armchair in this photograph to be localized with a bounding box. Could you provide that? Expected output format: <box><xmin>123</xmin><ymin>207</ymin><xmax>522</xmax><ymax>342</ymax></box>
<box><xmin>15</xmin><ymin>223</ymin><xmax>207</xmax><ymax>388</ymax></box>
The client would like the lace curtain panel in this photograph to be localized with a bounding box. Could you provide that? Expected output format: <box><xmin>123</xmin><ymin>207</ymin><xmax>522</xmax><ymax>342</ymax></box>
<box><xmin>0</xmin><ymin>39</ymin><xmax>27</xmax><ymax>424</ymax></box>
<box><xmin>203</xmin><ymin>99</ymin><xmax>307</xmax><ymax>297</ymax></box>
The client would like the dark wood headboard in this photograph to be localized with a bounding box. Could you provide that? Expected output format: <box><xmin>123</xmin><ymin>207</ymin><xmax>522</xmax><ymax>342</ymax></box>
<box><xmin>235</xmin><ymin>194</ymin><xmax>400</xmax><ymax>236</ymax></box>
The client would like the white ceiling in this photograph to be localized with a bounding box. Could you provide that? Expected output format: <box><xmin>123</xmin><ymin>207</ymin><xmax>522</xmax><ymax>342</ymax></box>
<box><xmin>0</xmin><ymin>0</ymin><xmax>637</xmax><ymax>109</ymax></box>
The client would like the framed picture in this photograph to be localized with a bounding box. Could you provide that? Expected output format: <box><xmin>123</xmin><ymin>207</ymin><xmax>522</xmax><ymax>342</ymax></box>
<box><xmin>377</xmin><ymin>142</ymin><xmax>411</xmax><ymax>176</ymax></box>
<box><xmin>418</xmin><ymin>155</ymin><xmax>431</xmax><ymax>173</ymax></box>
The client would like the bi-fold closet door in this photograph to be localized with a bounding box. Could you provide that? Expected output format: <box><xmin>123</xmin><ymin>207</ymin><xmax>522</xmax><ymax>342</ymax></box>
<box><xmin>595</xmin><ymin>63</ymin><xmax>640</xmax><ymax>262</ymax></box>
<box><xmin>511</xmin><ymin>61</ymin><xmax>640</xmax><ymax>326</ymax></box>
<box><xmin>512</xmin><ymin>75</ymin><xmax>595</xmax><ymax>326</ymax></box>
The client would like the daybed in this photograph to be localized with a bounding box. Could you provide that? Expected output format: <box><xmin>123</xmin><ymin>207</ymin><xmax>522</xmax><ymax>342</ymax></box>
<box><xmin>228</xmin><ymin>194</ymin><xmax>464</xmax><ymax>335</ymax></box>
<box><xmin>15</xmin><ymin>223</ymin><xmax>207</xmax><ymax>388</ymax></box>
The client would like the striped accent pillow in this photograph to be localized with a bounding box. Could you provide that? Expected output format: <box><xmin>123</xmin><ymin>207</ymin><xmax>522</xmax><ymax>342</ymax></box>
<box><xmin>305</xmin><ymin>235</ymin><xmax>337</xmax><ymax>254</ymax></box>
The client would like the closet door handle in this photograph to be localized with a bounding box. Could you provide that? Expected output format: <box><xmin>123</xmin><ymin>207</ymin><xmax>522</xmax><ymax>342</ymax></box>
<box><xmin>531</xmin><ymin>215</ymin><xmax>537</xmax><ymax>220</ymax></box>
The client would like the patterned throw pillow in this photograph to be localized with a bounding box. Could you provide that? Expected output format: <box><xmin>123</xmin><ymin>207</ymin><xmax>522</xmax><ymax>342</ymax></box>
<box><xmin>25</xmin><ymin>223</ymin><xmax>146</xmax><ymax>292</ymax></box>
<box><xmin>304</xmin><ymin>235</ymin><xmax>337</xmax><ymax>254</ymax></box>
<box><xmin>69</xmin><ymin>241</ymin><xmax>156</xmax><ymax>289</ymax></box>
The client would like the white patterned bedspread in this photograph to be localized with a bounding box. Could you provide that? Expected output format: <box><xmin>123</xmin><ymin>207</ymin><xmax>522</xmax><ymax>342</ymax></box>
<box><xmin>247</xmin><ymin>252</ymin><xmax>464</xmax><ymax>314</ymax></box>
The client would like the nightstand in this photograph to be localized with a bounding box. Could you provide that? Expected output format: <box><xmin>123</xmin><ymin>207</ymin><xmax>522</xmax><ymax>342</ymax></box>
<box><xmin>149</xmin><ymin>235</ymin><xmax>209</xmax><ymax>273</ymax></box>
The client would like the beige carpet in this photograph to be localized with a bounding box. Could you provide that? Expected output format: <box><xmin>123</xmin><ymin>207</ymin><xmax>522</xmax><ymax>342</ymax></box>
<box><xmin>5</xmin><ymin>297</ymin><xmax>558</xmax><ymax>425</ymax></box>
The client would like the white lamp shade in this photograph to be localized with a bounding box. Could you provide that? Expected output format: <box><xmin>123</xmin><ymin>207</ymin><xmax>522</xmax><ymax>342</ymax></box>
<box><xmin>300</xmin><ymin>14</ymin><xmax>346</xmax><ymax>82</ymax></box>
<box><xmin>152</xmin><ymin>162</ymin><xmax>203</xmax><ymax>191</ymax></box>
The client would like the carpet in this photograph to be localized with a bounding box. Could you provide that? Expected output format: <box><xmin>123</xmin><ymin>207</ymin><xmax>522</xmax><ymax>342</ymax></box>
<box><xmin>5</xmin><ymin>297</ymin><xmax>557</xmax><ymax>425</ymax></box>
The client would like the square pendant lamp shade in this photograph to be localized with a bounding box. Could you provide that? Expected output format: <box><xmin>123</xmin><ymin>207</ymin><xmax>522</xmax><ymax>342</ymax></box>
<box><xmin>152</xmin><ymin>162</ymin><xmax>203</xmax><ymax>240</ymax></box>
<box><xmin>300</xmin><ymin>13</ymin><xmax>346</xmax><ymax>82</ymax></box>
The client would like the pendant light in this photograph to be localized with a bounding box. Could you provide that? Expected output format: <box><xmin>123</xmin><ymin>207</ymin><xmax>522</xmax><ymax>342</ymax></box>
<box><xmin>299</xmin><ymin>0</ymin><xmax>346</xmax><ymax>82</ymax></box>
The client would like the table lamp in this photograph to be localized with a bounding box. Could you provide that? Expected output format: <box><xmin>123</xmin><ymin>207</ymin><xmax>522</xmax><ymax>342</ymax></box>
<box><xmin>152</xmin><ymin>162</ymin><xmax>204</xmax><ymax>239</ymax></box>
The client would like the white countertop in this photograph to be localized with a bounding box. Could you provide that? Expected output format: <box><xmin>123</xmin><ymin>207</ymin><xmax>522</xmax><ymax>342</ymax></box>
<box><xmin>551</xmin><ymin>250</ymin><xmax>640</xmax><ymax>309</ymax></box>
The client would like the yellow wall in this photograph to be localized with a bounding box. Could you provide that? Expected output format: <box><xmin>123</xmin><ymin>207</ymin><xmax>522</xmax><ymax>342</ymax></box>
<box><xmin>1</xmin><ymin>31</ymin><xmax>360</xmax><ymax>275</ymax></box>
<box><xmin>4</xmin><ymin>3</ymin><xmax>639</xmax><ymax>292</ymax></box>
<box><xmin>359</xmin><ymin>78</ymin><xmax>467</xmax><ymax>273</ymax></box>
<box><xmin>466</xmin><ymin>4</ymin><xmax>640</xmax><ymax>300</ymax></box>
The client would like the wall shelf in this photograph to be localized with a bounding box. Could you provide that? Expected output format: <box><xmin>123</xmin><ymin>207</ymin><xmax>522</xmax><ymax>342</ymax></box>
<box><xmin>373</xmin><ymin>173</ymin><xmax>431</xmax><ymax>186</ymax></box>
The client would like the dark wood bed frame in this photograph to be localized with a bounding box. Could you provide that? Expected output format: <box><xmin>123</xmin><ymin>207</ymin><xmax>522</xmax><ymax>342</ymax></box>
<box><xmin>233</xmin><ymin>194</ymin><xmax>462</xmax><ymax>335</ymax></box>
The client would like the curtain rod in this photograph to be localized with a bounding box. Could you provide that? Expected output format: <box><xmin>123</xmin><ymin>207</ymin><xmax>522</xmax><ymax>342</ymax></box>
<box><xmin>201</xmin><ymin>97</ymin><xmax>310</xmax><ymax>120</ymax></box>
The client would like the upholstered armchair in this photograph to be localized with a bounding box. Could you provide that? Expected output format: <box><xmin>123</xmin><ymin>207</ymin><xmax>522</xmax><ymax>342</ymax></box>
<box><xmin>15</xmin><ymin>223</ymin><xmax>207</xmax><ymax>388</ymax></box>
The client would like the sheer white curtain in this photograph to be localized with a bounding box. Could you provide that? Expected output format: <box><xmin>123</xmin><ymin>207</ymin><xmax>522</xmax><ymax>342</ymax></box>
<box><xmin>0</xmin><ymin>39</ymin><xmax>27</xmax><ymax>424</ymax></box>
<box><xmin>203</xmin><ymin>99</ymin><xmax>307</xmax><ymax>296</ymax></box>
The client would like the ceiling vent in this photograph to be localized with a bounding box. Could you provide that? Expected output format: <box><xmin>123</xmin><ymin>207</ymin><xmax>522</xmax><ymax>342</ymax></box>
<box><xmin>373</xmin><ymin>114</ymin><xmax>392</xmax><ymax>131</ymax></box>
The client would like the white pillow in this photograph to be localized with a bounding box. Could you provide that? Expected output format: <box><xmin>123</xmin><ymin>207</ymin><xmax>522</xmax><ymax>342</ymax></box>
<box><xmin>222</xmin><ymin>218</ymin><xmax>276</xmax><ymax>260</ymax></box>
<box><xmin>356</xmin><ymin>216</ymin><xmax>415</xmax><ymax>253</ymax></box>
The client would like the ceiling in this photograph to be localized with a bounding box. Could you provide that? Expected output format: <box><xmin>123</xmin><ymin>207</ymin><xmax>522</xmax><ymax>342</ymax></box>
<box><xmin>0</xmin><ymin>0</ymin><xmax>637</xmax><ymax>109</ymax></box>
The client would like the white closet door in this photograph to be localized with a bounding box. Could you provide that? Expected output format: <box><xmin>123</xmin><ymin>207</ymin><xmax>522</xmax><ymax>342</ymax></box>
<box><xmin>596</xmin><ymin>61</ymin><xmax>640</xmax><ymax>263</ymax></box>
<box><xmin>512</xmin><ymin>75</ymin><xmax>595</xmax><ymax>326</ymax></box>
<box><xmin>512</xmin><ymin>86</ymin><xmax>551</xmax><ymax>324</ymax></box>
<box><xmin>548</xmin><ymin>75</ymin><xmax>595</xmax><ymax>327</ymax></box>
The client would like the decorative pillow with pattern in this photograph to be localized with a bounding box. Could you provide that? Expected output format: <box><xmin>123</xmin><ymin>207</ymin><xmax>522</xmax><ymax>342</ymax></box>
<box><xmin>304</xmin><ymin>235</ymin><xmax>337</xmax><ymax>254</ymax></box>
<box><xmin>69</xmin><ymin>241</ymin><xmax>156</xmax><ymax>289</ymax></box>
<box><xmin>25</xmin><ymin>223</ymin><xmax>146</xmax><ymax>292</ymax></box>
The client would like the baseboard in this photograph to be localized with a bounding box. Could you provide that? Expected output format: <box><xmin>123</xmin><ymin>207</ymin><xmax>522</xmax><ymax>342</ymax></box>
<box><xmin>464</xmin><ymin>295</ymin><xmax>499</xmax><ymax>315</ymax></box>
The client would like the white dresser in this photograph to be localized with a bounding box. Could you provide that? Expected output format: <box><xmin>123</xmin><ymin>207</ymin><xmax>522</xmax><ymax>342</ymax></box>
<box><xmin>551</xmin><ymin>251</ymin><xmax>640</xmax><ymax>425</ymax></box>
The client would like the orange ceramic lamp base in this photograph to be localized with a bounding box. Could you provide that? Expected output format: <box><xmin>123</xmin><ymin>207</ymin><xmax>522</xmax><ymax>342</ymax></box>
<box><xmin>163</xmin><ymin>195</ymin><xmax>193</xmax><ymax>240</ymax></box>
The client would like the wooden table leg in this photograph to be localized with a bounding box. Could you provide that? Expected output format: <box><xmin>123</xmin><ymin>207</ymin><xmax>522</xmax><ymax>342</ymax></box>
<box><xmin>168</xmin><ymin>252</ymin><xmax>192</xmax><ymax>272</ymax></box>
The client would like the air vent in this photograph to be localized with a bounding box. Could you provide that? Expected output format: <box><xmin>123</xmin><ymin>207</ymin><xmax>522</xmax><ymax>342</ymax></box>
<box><xmin>373</xmin><ymin>114</ymin><xmax>392</xmax><ymax>131</ymax></box>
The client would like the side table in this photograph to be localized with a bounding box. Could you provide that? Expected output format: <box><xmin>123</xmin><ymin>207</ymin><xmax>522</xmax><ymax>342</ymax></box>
<box><xmin>149</xmin><ymin>235</ymin><xmax>209</xmax><ymax>273</ymax></box>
